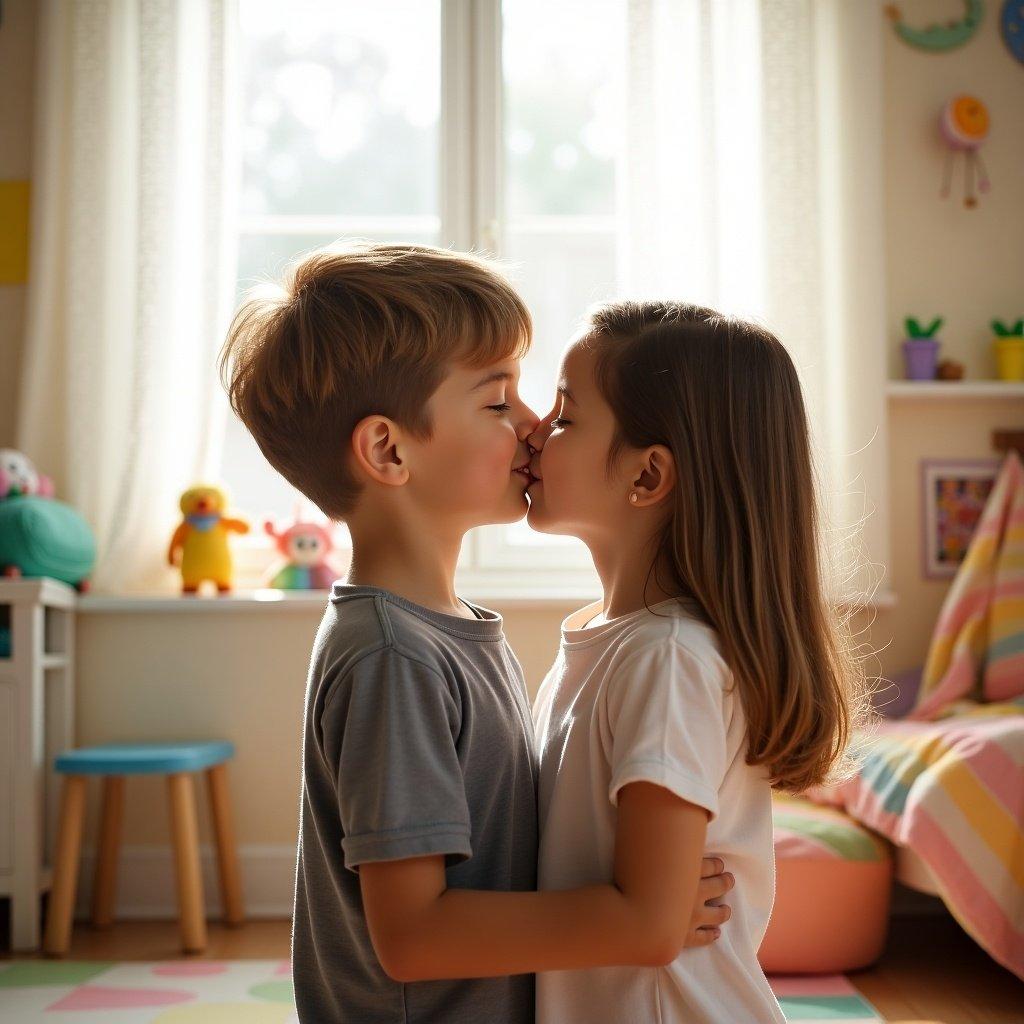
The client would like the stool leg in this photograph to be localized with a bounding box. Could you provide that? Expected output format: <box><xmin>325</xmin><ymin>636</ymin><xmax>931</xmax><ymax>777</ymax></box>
<box><xmin>91</xmin><ymin>776</ymin><xmax>125</xmax><ymax>927</ymax></box>
<box><xmin>167</xmin><ymin>773</ymin><xmax>207</xmax><ymax>953</ymax></box>
<box><xmin>205</xmin><ymin>763</ymin><xmax>245</xmax><ymax>925</ymax></box>
<box><xmin>44</xmin><ymin>775</ymin><xmax>88</xmax><ymax>956</ymax></box>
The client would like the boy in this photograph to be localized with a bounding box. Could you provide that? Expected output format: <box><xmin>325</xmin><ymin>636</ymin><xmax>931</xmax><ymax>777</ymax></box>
<box><xmin>219</xmin><ymin>244</ymin><xmax>733</xmax><ymax>1023</ymax></box>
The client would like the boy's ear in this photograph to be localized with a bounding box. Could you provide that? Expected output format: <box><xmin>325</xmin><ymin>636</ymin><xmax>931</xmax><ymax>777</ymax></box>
<box><xmin>351</xmin><ymin>415</ymin><xmax>409</xmax><ymax>487</ymax></box>
<box><xmin>632</xmin><ymin>445</ymin><xmax>675</xmax><ymax>506</ymax></box>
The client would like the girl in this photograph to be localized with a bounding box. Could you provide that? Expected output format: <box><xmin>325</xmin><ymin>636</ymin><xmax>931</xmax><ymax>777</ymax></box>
<box><xmin>526</xmin><ymin>301</ymin><xmax>870</xmax><ymax>1023</ymax></box>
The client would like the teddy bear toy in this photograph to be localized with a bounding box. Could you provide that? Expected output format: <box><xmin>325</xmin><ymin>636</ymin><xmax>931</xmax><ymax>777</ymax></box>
<box><xmin>263</xmin><ymin>510</ymin><xmax>347</xmax><ymax>590</ymax></box>
<box><xmin>0</xmin><ymin>449</ymin><xmax>95</xmax><ymax>588</ymax></box>
<box><xmin>168</xmin><ymin>484</ymin><xmax>249</xmax><ymax>595</ymax></box>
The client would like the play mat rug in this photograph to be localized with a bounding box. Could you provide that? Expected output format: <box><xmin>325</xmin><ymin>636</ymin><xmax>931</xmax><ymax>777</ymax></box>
<box><xmin>0</xmin><ymin>960</ymin><xmax>885</xmax><ymax>1022</ymax></box>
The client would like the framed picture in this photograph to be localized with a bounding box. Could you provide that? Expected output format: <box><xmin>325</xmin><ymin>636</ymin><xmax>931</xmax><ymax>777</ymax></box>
<box><xmin>920</xmin><ymin>459</ymin><xmax>999</xmax><ymax>579</ymax></box>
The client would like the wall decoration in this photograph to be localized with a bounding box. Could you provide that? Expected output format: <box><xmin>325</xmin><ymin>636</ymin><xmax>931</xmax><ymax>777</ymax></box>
<box><xmin>939</xmin><ymin>95</ymin><xmax>991</xmax><ymax>208</ymax></box>
<box><xmin>0</xmin><ymin>180</ymin><xmax>30</xmax><ymax>284</ymax></box>
<box><xmin>886</xmin><ymin>0</ymin><xmax>984</xmax><ymax>51</ymax></box>
<box><xmin>1002</xmin><ymin>1</ymin><xmax>1024</xmax><ymax>64</ymax></box>
<box><xmin>921</xmin><ymin>459</ymin><xmax>999</xmax><ymax>578</ymax></box>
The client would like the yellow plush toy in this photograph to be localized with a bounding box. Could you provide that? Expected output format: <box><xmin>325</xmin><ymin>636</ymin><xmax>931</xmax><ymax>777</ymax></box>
<box><xmin>167</xmin><ymin>484</ymin><xmax>249</xmax><ymax>595</ymax></box>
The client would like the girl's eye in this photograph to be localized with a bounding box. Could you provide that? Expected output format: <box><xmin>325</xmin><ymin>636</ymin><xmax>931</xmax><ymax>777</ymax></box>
<box><xmin>550</xmin><ymin>417</ymin><xmax>570</xmax><ymax>428</ymax></box>
<box><xmin>487</xmin><ymin>403</ymin><xmax>511</xmax><ymax>413</ymax></box>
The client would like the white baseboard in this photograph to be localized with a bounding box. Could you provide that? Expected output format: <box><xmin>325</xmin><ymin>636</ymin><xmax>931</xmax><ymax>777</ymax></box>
<box><xmin>73</xmin><ymin>843</ymin><xmax>296</xmax><ymax>920</ymax></box>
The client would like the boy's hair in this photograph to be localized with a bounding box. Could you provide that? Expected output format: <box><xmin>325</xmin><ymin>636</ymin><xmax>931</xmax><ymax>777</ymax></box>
<box><xmin>219</xmin><ymin>243</ymin><xmax>531</xmax><ymax>520</ymax></box>
<box><xmin>581</xmin><ymin>300</ymin><xmax>874</xmax><ymax>794</ymax></box>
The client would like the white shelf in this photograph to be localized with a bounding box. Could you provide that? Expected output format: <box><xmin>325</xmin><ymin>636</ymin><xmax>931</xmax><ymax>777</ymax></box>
<box><xmin>0</xmin><ymin>578</ymin><xmax>76</xmax><ymax>950</ymax></box>
<box><xmin>887</xmin><ymin>380</ymin><xmax>1024</xmax><ymax>400</ymax></box>
<box><xmin>78</xmin><ymin>590</ymin><xmax>335</xmax><ymax>613</ymax></box>
<box><xmin>0</xmin><ymin>577</ymin><xmax>77</xmax><ymax>608</ymax></box>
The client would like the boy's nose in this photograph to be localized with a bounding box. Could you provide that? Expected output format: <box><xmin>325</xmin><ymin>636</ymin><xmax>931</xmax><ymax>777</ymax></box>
<box><xmin>516</xmin><ymin>402</ymin><xmax>541</xmax><ymax>441</ymax></box>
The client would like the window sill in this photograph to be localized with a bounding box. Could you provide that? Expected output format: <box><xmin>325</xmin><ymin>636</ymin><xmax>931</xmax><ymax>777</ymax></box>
<box><xmin>76</xmin><ymin>586</ymin><xmax>897</xmax><ymax>613</ymax></box>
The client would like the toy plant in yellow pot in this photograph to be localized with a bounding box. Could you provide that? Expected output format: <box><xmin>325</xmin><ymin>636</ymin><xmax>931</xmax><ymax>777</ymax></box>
<box><xmin>168</xmin><ymin>485</ymin><xmax>249</xmax><ymax>595</ymax></box>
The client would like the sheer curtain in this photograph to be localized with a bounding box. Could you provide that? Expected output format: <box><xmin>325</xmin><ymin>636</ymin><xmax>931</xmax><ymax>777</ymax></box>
<box><xmin>619</xmin><ymin>0</ymin><xmax>888</xmax><ymax>601</ymax></box>
<box><xmin>17</xmin><ymin>0</ymin><xmax>238</xmax><ymax>593</ymax></box>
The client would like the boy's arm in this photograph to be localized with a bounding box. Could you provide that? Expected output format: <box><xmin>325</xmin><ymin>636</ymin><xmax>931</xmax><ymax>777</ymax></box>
<box><xmin>359</xmin><ymin>781</ymin><xmax>723</xmax><ymax>982</ymax></box>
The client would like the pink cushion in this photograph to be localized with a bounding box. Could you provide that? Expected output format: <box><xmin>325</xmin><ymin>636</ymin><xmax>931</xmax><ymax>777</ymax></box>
<box><xmin>759</xmin><ymin>794</ymin><xmax>893</xmax><ymax>974</ymax></box>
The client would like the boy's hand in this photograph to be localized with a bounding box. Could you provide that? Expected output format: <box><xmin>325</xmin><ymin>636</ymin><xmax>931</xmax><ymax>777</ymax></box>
<box><xmin>685</xmin><ymin>856</ymin><xmax>734</xmax><ymax>948</ymax></box>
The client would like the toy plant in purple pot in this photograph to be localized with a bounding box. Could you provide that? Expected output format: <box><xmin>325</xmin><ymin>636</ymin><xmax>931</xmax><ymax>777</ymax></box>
<box><xmin>901</xmin><ymin>317</ymin><xmax>944</xmax><ymax>380</ymax></box>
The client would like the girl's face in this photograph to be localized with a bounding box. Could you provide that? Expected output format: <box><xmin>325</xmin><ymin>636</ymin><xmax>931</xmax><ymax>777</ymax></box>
<box><xmin>526</xmin><ymin>338</ymin><xmax>634</xmax><ymax>542</ymax></box>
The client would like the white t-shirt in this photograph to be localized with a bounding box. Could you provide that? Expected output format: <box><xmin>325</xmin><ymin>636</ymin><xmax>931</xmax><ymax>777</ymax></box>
<box><xmin>533</xmin><ymin>598</ymin><xmax>786</xmax><ymax>1024</ymax></box>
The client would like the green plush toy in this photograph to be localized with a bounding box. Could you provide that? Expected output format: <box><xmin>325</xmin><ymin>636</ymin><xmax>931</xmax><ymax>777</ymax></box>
<box><xmin>0</xmin><ymin>449</ymin><xmax>96</xmax><ymax>588</ymax></box>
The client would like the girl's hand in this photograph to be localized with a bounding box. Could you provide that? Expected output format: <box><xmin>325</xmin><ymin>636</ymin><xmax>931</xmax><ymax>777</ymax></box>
<box><xmin>686</xmin><ymin>857</ymin><xmax>734</xmax><ymax>948</ymax></box>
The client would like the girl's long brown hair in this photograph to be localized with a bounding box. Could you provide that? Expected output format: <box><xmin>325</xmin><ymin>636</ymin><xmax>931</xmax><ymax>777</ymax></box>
<box><xmin>586</xmin><ymin>300</ymin><xmax>874</xmax><ymax>793</ymax></box>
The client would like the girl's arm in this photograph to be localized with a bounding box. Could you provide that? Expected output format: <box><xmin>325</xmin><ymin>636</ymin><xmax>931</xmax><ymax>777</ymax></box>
<box><xmin>359</xmin><ymin>781</ymin><xmax>722</xmax><ymax>981</ymax></box>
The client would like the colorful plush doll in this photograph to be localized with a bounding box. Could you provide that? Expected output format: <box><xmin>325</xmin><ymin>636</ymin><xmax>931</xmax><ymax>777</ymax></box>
<box><xmin>263</xmin><ymin>509</ymin><xmax>347</xmax><ymax>590</ymax></box>
<box><xmin>168</xmin><ymin>485</ymin><xmax>249</xmax><ymax>595</ymax></box>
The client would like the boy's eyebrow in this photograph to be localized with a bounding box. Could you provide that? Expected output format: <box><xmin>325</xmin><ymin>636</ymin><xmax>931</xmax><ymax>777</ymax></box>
<box><xmin>557</xmin><ymin>383</ymin><xmax>576</xmax><ymax>403</ymax></box>
<box><xmin>469</xmin><ymin>370</ymin><xmax>514</xmax><ymax>392</ymax></box>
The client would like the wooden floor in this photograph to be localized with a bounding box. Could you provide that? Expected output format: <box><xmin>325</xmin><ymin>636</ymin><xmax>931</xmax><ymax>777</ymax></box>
<box><xmin>3</xmin><ymin>912</ymin><xmax>1022</xmax><ymax>1022</ymax></box>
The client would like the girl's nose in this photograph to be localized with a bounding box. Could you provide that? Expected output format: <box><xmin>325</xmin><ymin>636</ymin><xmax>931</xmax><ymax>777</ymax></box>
<box><xmin>526</xmin><ymin>420</ymin><xmax>549</xmax><ymax>451</ymax></box>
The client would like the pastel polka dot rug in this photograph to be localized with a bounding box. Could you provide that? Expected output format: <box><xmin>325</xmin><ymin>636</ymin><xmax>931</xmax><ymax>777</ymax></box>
<box><xmin>0</xmin><ymin>961</ymin><xmax>884</xmax><ymax>1022</ymax></box>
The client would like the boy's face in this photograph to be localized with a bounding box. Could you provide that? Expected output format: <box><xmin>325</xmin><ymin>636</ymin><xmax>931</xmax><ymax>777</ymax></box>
<box><xmin>404</xmin><ymin>357</ymin><xmax>540</xmax><ymax>532</ymax></box>
<box><xmin>526</xmin><ymin>338</ymin><xmax>632</xmax><ymax>543</ymax></box>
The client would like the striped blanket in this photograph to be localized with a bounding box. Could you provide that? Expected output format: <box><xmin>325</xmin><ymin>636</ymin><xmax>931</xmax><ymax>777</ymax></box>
<box><xmin>811</xmin><ymin>698</ymin><xmax>1024</xmax><ymax>980</ymax></box>
<box><xmin>914</xmin><ymin>450</ymin><xmax>1024</xmax><ymax>719</ymax></box>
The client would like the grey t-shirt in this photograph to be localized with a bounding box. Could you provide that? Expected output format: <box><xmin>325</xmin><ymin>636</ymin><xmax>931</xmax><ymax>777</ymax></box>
<box><xmin>292</xmin><ymin>584</ymin><xmax>539</xmax><ymax>1024</ymax></box>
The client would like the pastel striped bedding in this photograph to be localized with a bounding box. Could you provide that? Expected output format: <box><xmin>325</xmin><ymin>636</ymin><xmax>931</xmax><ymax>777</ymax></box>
<box><xmin>810</xmin><ymin>699</ymin><xmax>1024</xmax><ymax>980</ymax></box>
<box><xmin>913</xmin><ymin>450</ymin><xmax>1024</xmax><ymax>720</ymax></box>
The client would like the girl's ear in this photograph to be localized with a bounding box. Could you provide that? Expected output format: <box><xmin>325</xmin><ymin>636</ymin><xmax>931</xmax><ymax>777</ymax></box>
<box><xmin>350</xmin><ymin>416</ymin><xmax>409</xmax><ymax>487</ymax></box>
<box><xmin>632</xmin><ymin>445</ymin><xmax>676</xmax><ymax>506</ymax></box>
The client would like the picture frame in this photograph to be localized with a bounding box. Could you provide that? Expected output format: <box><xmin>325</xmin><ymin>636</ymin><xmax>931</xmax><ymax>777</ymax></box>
<box><xmin>920</xmin><ymin>459</ymin><xmax>999</xmax><ymax>579</ymax></box>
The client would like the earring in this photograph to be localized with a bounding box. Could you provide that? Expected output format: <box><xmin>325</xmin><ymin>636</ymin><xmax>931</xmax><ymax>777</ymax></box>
<box><xmin>629</xmin><ymin>492</ymin><xmax>639</xmax><ymax>504</ymax></box>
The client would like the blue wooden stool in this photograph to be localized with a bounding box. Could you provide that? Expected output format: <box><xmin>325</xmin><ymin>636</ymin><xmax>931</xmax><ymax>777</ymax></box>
<box><xmin>43</xmin><ymin>741</ymin><xmax>244</xmax><ymax>956</ymax></box>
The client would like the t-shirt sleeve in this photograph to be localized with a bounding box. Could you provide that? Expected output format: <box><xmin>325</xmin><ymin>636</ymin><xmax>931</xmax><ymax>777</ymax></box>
<box><xmin>605</xmin><ymin>640</ymin><xmax>728</xmax><ymax>821</ymax></box>
<box><xmin>319</xmin><ymin>646</ymin><xmax>473</xmax><ymax>872</ymax></box>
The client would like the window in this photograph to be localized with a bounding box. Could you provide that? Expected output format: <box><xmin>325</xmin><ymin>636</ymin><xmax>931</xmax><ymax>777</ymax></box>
<box><xmin>226</xmin><ymin>0</ymin><xmax>623</xmax><ymax>592</ymax></box>
<box><xmin>226</xmin><ymin>0</ymin><xmax>441</xmax><ymax>533</ymax></box>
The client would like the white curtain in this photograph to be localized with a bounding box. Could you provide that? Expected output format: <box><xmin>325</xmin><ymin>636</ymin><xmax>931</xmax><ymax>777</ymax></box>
<box><xmin>619</xmin><ymin>0</ymin><xmax>889</xmax><ymax>602</ymax></box>
<box><xmin>17</xmin><ymin>0</ymin><xmax>238</xmax><ymax>593</ymax></box>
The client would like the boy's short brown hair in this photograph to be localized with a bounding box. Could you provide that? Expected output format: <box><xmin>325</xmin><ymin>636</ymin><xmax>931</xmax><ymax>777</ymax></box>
<box><xmin>219</xmin><ymin>243</ymin><xmax>532</xmax><ymax>520</ymax></box>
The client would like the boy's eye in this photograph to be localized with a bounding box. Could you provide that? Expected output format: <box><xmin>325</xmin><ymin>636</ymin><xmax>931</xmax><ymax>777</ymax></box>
<box><xmin>550</xmin><ymin>417</ymin><xmax>570</xmax><ymax>428</ymax></box>
<box><xmin>487</xmin><ymin>403</ymin><xmax>511</xmax><ymax>413</ymax></box>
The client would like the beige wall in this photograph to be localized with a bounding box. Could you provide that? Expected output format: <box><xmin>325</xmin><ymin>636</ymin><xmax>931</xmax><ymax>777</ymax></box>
<box><xmin>10</xmin><ymin>3</ymin><xmax>1024</xmax><ymax>857</ymax></box>
<box><xmin>884</xmin><ymin>0</ymin><xmax>1024</xmax><ymax>381</ymax></box>
<box><xmin>76</xmin><ymin>603</ymin><xmax>574</xmax><ymax>847</ymax></box>
<box><xmin>0</xmin><ymin>0</ymin><xmax>36</xmax><ymax>446</ymax></box>
<box><xmin>870</xmin><ymin>0</ymin><xmax>1024</xmax><ymax>674</ymax></box>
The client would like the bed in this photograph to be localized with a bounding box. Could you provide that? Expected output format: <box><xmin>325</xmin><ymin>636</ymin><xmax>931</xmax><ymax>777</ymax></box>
<box><xmin>809</xmin><ymin>697</ymin><xmax>1024</xmax><ymax>981</ymax></box>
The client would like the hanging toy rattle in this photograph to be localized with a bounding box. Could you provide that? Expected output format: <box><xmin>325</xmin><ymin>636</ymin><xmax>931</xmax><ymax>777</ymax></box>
<box><xmin>939</xmin><ymin>95</ymin><xmax>991</xmax><ymax>209</ymax></box>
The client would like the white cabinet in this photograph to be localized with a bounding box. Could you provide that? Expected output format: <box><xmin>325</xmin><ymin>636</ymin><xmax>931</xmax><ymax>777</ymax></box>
<box><xmin>0</xmin><ymin>578</ymin><xmax>76</xmax><ymax>951</ymax></box>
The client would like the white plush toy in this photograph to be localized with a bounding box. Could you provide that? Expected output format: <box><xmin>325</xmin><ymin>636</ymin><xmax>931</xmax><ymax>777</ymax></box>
<box><xmin>0</xmin><ymin>449</ymin><xmax>55</xmax><ymax>500</ymax></box>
